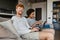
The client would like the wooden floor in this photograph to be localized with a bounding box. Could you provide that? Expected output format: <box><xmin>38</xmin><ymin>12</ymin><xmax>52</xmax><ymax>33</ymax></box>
<box><xmin>55</xmin><ymin>30</ymin><xmax>60</xmax><ymax>40</ymax></box>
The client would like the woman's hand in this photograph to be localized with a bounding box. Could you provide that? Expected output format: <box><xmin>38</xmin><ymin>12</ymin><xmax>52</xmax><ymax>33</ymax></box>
<box><xmin>35</xmin><ymin>21</ymin><xmax>42</xmax><ymax>25</ymax></box>
<box><xmin>31</xmin><ymin>27</ymin><xmax>39</xmax><ymax>32</ymax></box>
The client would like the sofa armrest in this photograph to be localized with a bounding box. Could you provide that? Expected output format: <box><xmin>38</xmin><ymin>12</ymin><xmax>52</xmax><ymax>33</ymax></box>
<box><xmin>0</xmin><ymin>25</ymin><xmax>17</xmax><ymax>38</ymax></box>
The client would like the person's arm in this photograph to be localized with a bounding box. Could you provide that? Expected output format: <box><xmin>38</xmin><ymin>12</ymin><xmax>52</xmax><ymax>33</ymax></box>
<box><xmin>25</xmin><ymin>18</ymin><xmax>39</xmax><ymax>31</ymax></box>
<box><xmin>10</xmin><ymin>17</ymin><xmax>23</xmax><ymax>40</ymax></box>
<box><xmin>31</xmin><ymin>27</ymin><xmax>39</xmax><ymax>32</ymax></box>
<box><xmin>25</xmin><ymin>19</ymin><xmax>31</xmax><ymax>29</ymax></box>
<box><xmin>31</xmin><ymin>21</ymin><xmax>42</xmax><ymax>27</ymax></box>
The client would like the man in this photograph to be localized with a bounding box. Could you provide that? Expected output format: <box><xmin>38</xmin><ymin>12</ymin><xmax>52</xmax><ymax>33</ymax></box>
<box><xmin>11</xmin><ymin>4</ymin><xmax>54</xmax><ymax>40</ymax></box>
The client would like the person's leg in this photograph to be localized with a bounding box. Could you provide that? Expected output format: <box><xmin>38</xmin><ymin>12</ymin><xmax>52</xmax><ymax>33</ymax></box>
<box><xmin>39</xmin><ymin>32</ymin><xmax>47</xmax><ymax>40</ymax></box>
<box><xmin>42</xmin><ymin>29</ymin><xmax>55</xmax><ymax>35</ymax></box>
<box><xmin>39</xmin><ymin>32</ymin><xmax>54</xmax><ymax>40</ymax></box>
<box><xmin>22</xmin><ymin>32</ymin><xmax>39</xmax><ymax>40</ymax></box>
<box><xmin>22</xmin><ymin>32</ymin><xmax>54</xmax><ymax>40</ymax></box>
<box><xmin>47</xmin><ymin>33</ymin><xmax>54</xmax><ymax>40</ymax></box>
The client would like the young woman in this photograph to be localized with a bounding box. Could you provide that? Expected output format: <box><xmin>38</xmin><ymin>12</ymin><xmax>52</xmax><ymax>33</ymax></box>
<box><xmin>26</xmin><ymin>9</ymin><xmax>42</xmax><ymax>29</ymax></box>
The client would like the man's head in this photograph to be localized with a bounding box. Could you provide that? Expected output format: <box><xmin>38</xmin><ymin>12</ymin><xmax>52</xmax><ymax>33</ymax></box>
<box><xmin>16</xmin><ymin>4</ymin><xmax>24</xmax><ymax>15</ymax></box>
<box><xmin>26</xmin><ymin>9</ymin><xmax>35</xmax><ymax>18</ymax></box>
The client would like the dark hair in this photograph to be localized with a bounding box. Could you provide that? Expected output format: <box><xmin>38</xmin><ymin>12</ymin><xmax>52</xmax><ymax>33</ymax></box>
<box><xmin>26</xmin><ymin>9</ymin><xmax>34</xmax><ymax>17</ymax></box>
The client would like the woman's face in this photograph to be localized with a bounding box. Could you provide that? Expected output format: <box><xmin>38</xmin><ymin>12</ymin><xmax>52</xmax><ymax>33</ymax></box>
<box><xmin>29</xmin><ymin>12</ymin><xmax>35</xmax><ymax>18</ymax></box>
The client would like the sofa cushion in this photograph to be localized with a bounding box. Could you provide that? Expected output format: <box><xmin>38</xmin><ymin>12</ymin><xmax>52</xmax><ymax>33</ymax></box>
<box><xmin>0</xmin><ymin>17</ymin><xmax>9</xmax><ymax>22</ymax></box>
<box><xmin>0</xmin><ymin>20</ymin><xmax>16</xmax><ymax>38</ymax></box>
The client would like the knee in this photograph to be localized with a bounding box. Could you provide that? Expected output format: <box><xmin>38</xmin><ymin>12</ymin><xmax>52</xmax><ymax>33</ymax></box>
<box><xmin>48</xmin><ymin>34</ymin><xmax>54</xmax><ymax>40</ymax></box>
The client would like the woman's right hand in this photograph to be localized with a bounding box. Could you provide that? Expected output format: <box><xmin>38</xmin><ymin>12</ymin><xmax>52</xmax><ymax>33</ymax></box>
<box><xmin>31</xmin><ymin>27</ymin><xmax>39</xmax><ymax>32</ymax></box>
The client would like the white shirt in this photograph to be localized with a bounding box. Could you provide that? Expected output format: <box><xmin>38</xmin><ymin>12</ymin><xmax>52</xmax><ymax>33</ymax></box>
<box><xmin>27</xmin><ymin>18</ymin><xmax>36</xmax><ymax>26</ymax></box>
<box><xmin>11</xmin><ymin>16</ymin><xmax>31</xmax><ymax>35</ymax></box>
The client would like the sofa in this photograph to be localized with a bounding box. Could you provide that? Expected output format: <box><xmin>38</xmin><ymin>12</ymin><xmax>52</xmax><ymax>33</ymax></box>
<box><xmin>0</xmin><ymin>17</ymin><xmax>17</xmax><ymax>40</ymax></box>
<box><xmin>0</xmin><ymin>17</ymin><xmax>38</xmax><ymax>40</ymax></box>
<box><xmin>0</xmin><ymin>17</ymin><xmax>55</xmax><ymax>40</ymax></box>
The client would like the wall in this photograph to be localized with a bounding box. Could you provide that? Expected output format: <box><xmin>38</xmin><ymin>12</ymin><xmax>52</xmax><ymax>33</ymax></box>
<box><xmin>18</xmin><ymin>1</ymin><xmax>47</xmax><ymax>22</ymax></box>
<box><xmin>0</xmin><ymin>0</ymin><xmax>17</xmax><ymax>10</ymax></box>
<box><xmin>32</xmin><ymin>2</ymin><xmax>47</xmax><ymax>22</ymax></box>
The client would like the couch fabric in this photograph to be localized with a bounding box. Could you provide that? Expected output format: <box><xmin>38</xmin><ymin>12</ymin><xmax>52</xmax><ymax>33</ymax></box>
<box><xmin>0</xmin><ymin>17</ymin><xmax>55</xmax><ymax>40</ymax></box>
<box><xmin>0</xmin><ymin>18</ymin><xmax>38</xmax><ymax>40</ymax></box>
